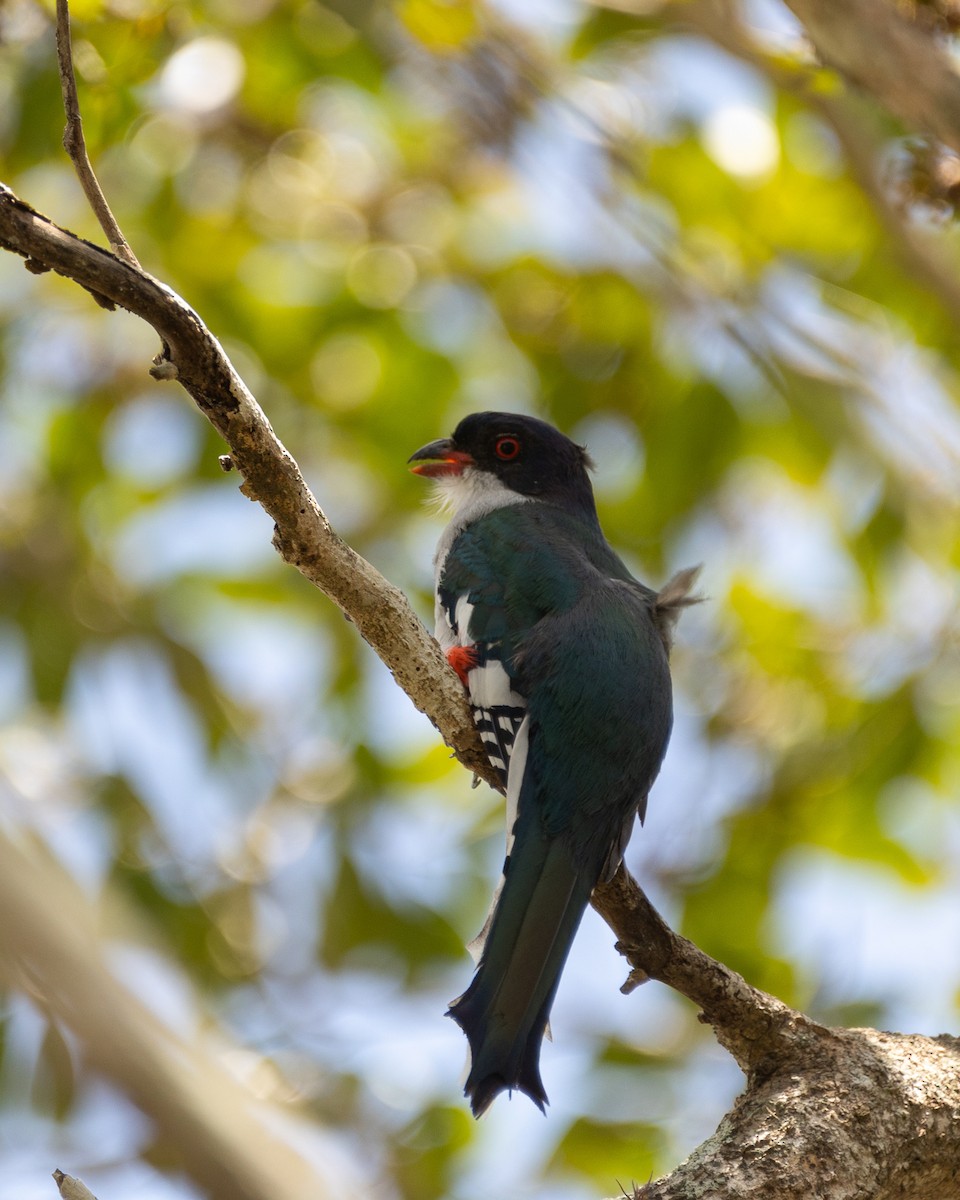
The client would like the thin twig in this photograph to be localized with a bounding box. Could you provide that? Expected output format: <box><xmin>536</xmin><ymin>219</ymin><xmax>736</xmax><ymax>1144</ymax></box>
<box><xmin>54</xmin><ymin>0</ymin><xmax>141</xmax><ymax>268</ymax></box>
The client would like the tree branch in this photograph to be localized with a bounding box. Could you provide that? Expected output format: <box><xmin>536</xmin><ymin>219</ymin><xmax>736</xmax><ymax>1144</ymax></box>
<box><xmin>54</xmin><ymin>0</ymin><xmax>140</xmax><ymax>268</ymax></box>
<box><xmin>630</xmin><ymin>1027</ymin><xmax>960</xmax><ymax>1200</ymax></box>
<box><xmin>781</xmin><ymin>0</ymin><xmax>960</xmax><ymax>156</ymax></box>
<box><xmin>0</xmin><ymin>180</ymin><xmax>785</xmax><ymax>1051</ymax></box>
<box><xmin>0</xmin><ymin>182</ymin><xmax>494</xmax><ymax>789</ymax></box>
<box><xmin>3</xmin><ymin>173</ymin><xmax>959</xmax><ymax>1200</ymax></box>
<box><xmin>0</xmin><ymin>178</ymin><xmax>749</xmax><ymax>1024</ymax></box>
<box><xmin>593</xmin><ymin>866</ymin><xmax>812</xmax><ymax>1076</ymax></box>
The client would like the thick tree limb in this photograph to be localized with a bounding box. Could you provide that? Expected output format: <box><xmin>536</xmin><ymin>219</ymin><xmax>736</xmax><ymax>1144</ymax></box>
<box><xmin>631</xmin><ymin>1027</ymin><xmax>960</xmax><ymax>1200</ymax></box>
<box><xmin>597</xmin><ymin>873</ymin><xmax>960</xmax><ymax>1199</ymax></box>
<box><xmin>595</xmin><ymin>869</ymin><xmax>960</xmax><ymax>1199</ymax></box>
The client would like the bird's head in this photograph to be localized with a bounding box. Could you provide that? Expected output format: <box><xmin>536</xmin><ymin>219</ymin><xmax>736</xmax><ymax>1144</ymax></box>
<box><xmin>408</xmin><ymin>412</ymin><xmax>596</xmax><ymax>517</ymax></box>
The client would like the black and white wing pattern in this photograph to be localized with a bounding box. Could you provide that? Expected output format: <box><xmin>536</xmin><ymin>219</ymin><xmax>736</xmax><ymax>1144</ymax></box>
<box><xmin>435</xmin><ymin>580</ymin><xmax>528</xmax><ymax>789</ymax></box>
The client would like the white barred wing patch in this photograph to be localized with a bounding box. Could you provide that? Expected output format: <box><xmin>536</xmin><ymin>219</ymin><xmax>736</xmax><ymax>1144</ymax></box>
<box><xmin>468</xmin><ymin>659</ymin><xmax>526</xmax><ymax>787</ymax></box>
<box><xmin>436</xmin><ymin>588</ymin><xmax>526</xmax><ymax>788</ymax></box>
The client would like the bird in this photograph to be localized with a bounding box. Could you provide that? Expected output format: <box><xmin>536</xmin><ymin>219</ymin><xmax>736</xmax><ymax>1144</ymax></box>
<box><xmin>408</xmin><ymin>411</ymin><xmax>697</xmax><ymax>1117</ymax></box>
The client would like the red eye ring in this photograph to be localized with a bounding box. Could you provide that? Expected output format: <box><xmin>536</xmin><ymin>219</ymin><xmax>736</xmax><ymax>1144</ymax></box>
<box><xmin>495</xmin><ymin>435</ymin><xmax>521</xmax><ymax>461</ymax></box>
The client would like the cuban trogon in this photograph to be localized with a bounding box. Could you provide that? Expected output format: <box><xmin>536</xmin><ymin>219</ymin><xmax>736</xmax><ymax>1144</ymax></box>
<box><xmin>409</xmin><ymin>411</ymin><xmax>697</xmax><ymax>1116</ymax></box>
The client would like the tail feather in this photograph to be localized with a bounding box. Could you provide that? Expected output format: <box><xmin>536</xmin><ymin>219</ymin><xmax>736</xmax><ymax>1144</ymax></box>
<box><xmin>652</xmin><ymin>565</ymin><xmax>703</xmax><ymax>652</ymax></box>
<box><xmin>448</xmin><ymin>834</ymin><xmax>595</xmax><ymax>1117</ymax></box>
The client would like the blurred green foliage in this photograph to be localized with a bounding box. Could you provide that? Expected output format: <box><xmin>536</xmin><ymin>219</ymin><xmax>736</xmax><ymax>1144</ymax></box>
<box><xmin>1</xmin><ymin>0</ymin><xmax>959</xmax><ymax>1197</ymax></box>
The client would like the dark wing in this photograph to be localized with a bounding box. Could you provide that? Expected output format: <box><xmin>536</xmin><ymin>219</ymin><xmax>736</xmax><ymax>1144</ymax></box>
<box><xmin>444</xmin><ymin>506</ymin><xmax>675</xmax><ymax>1114</ymax></box>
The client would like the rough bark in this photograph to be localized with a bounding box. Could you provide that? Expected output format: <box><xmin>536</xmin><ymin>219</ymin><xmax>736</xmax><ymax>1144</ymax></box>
<box><xmin>635</xmin><ymin>1028</ymin><xmax>960</xmax><ymax>1200</ymax></box>
<box><xmin>594</xmin><ymin>871</ymin><xmax>960</xmax><ymax>1199</ymax></box>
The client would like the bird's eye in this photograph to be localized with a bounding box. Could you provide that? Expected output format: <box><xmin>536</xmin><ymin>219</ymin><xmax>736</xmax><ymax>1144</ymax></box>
<box><xmin>495</xmin><ymin>435</ymin><xmax>521</xmax><ymax>461</ymax></box>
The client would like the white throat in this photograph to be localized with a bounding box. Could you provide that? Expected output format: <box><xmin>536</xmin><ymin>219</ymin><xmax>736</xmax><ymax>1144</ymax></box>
<box><xmin>430</xmin><ymin>467</ymin><xmax>530</xmax><ymax>573</ymax></box>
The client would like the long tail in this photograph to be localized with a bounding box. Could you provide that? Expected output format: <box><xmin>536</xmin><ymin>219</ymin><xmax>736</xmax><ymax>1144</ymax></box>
<box><xmin>447</xmin><ymin>834</ymin><xmax>594</xmax><ymax>1117</ymax></box>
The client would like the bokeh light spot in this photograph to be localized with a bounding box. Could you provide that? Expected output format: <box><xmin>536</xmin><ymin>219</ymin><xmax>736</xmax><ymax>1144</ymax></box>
<box><xmin>347</xmin><ymin>245</ymin><xmax>417</xmax><ymax>309</ymax></box>
<box><xmin>702</xmin><ymin>104</ymin><xmax>780</xmax><ymax>179</ymax></box>
<box><xmin>158</xmin><ymin>37</ymin><xmax>246</xmax><ymax>114</ymax></box>
<box><xmin>311</xmin><ymin>332</ymin><xmax>383</xmax><ymax>410</ymax></box>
